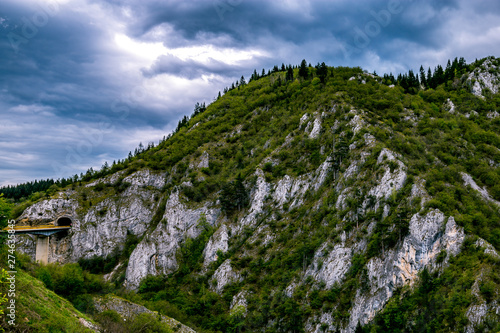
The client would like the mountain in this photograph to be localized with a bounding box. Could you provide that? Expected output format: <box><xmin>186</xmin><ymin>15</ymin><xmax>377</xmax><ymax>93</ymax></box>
<box><xmin>6</xmin><ymin>56</ymin><xmax>500</xmax><ymax>332</ymax></box>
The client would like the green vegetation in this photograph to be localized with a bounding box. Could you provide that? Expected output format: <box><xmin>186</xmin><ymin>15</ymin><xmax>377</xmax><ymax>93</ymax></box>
<box><xmin>95</xmin><ymin>311</ymin><xmax>172</xmax><ymax>333</ymax></box>
<box><xmin>3</xmin><ymin>56</ymin><xmax>500</xmax><ymax>331</ymax></box>
<box><xmin>0</xmin><ymin>194</ymin><xmax>12</xmax><ymax>229</ymax></box>
<box><xmin>220</xmin><ymin>174</ymin><xmax>249</xmax><ymax>215</ymax></box>
<box><xmin>0</xmin><ymin>268</ymin><xmax>97</xmax><ymax>332</ymax></box>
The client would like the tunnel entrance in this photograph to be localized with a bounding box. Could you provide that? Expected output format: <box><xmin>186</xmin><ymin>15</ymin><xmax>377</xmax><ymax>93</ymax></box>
<box><xmin>55</xmin><ymin>216</ymin><xmax>73</xmax><ymax>227</ymax></box>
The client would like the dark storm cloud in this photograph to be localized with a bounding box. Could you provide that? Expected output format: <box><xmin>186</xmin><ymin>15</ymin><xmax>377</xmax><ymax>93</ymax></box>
<box><xmin>108</xmin><ymin>0</ymin><xmax>463</xmax><ymax>65</ymax></box>
<box><xmin>142</xmin><ymin>53</ymin><xmax>262</xmax><ymax>79</ymax></box>
<box><xmin>0</xmin><ymin>0</ymin><xmax>499</xmax><ymax>185</ymax></box>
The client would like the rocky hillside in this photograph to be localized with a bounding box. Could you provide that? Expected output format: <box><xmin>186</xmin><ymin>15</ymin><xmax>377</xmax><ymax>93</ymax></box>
<box><xmin>12</xmin><ymin>56</ymin><xmax>500</xmax><ymax>332</ymax></box>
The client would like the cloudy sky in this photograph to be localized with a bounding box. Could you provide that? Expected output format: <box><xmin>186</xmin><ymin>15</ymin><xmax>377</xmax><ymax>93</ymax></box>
<box><xmin>1</xmin><ymin>0</ymin><xmax>499</xmax><ymax>186</ymax></box>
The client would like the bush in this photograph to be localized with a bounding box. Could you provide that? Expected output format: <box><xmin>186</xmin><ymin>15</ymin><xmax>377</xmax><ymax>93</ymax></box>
<box><xmin>95</xmin><ymin>310</ymin><xmax>128</xmax><ymax>332</ymax></box>
<box><xmin>139</xmin><ymin>275</ymin><xmax>165</xmax><ymax>294</ymax></box>
<box><xmin>130</xmin><ymin>313</ymin><xmax>172</xmax><ymax>333</ymax></box>
<box><xmin>54</xmin><ymin>263</ymin><xmax>84</xmax><ymax>297</ymax></box>
<box><xmin>73</xmin><ymin>293</ymin><xmax>95</xmax><ymax>314</ymax></box>
<box><xmin>36</xmin><ymin>266</ymin><xmax>54</xmax><ymax>290</ymax></box>
<box><xmin>479</xmin><ymin>280</ymin><xmax>496</xmax><ymax>302</ymax></box>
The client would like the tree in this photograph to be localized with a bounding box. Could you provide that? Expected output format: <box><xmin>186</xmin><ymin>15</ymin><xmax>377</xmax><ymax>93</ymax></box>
<box><xmin>427</xmin><ymin>67</ymin><xmax>433</xmax><ymax>88</ymax></box>
<box><xmin>298</xmin><ymin>59</ymin><xmax>308</xmax><ymax>79</ymax></box>
<box><xmin>252</xmin><ymin>69</ymin><xmax>259</xmax><ymax>81</ymax></box>
<box><xmin>286</xmin><ymin>66</ymin><xmax>294</xmax><ymax>81</ymax></box>
<box><xmin>355</xmin><ymin>321</ymin><xmax>364</xmax><ymax>333</ymax></box>
<box><xmin>0</xmin><ymin>194</ymin><xmax>12</xmax><ymax>228</ymax></box>
<box><xmin>317</xmin><ymin>62</ymin><xmax>328</xmax><ymax>84</ymax></box>
<box><xmin>419</xmin><ymin>65</ymin><xmax>427</xmax><ymax>88</ymax></box>
<box><xmin>220</xmin><ymin>174</ymin><xmax>249</xmax><ymax>215</ymax></box>
<box><xmin>240</xmin><ymin>75</ymin><xmax>246</xmax><ymax>86</ymax></box>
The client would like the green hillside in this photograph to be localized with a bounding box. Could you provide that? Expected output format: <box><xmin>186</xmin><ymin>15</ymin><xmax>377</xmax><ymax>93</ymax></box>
<box><xmin>3</xmin><ymin>56</ymin><xmax>500</xmax><ymax>332</ymax></box>
<box><xmin>0</xmin><ymin>267</ymin><xmax>98</xmax><ymax>332</ymax></box>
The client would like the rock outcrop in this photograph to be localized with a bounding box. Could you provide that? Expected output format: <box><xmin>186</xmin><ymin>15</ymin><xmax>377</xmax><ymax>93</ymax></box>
<box><xmin>467</xmin><ymin>58</ymin><xmax>500</xmax><ymax>98</ymax></box>
<box><xmin>93</xmin><ymin>295</ymin><xmax>195</xmax><ymax>333</ymax></box>
<box><xmin>16</xmin><ymin>169</ymin><xmax>166</xmax><ymax>264</ymax></box>
<box><xmin>210</xmin><ymin>259</ymin><xmax>242</xmax><ymax>294</ymax></box>
<box><xmin>125</xmin><ymin>190</ymin><xmax>220</xmax><ymax>290</ymax></box>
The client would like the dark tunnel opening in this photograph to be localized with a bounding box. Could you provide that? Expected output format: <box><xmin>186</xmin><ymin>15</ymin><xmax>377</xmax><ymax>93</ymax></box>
<box><xmin>56</xmin><ymin>217</ymin><xmax>72</xmax><ymax>227</ymax></box>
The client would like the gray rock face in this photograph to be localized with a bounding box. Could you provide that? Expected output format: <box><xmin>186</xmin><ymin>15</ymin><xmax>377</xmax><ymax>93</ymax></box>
<box><xmin>123</xmin><ymin>169</ymin><xmax>166</xmax><ymax>189</ymax></box>
<box><xmin>16</xmin><ymin>169</ymin><xmax>165</xmax><ymax>264</ymax></box>
<box><xmin>125</xmin><ymin>190</ymin><xmax>220</xmax><ymax>290</ymax></box>
<box><xmin>487</xmin><ymin>110</ymin><xmax>500</xmax><ymax>119</ymax></box>
<box><xmin>272</xmin><ymin>160</ymin><xmax>331</xmax><ymax>209</ymax></box>
<box><xmin>274</xmin><ymin>175</ymin><xmax>294</xmax><ymax>207</ymax></box>
<box><xmin>366</xmin><ymin>148</ymin><xmax>407</xmax><ymax>210</ymax></box>
<box><xmin>445</xmin><ymin>98</ymin><xmax>456</xmax><ymax>113</ymax></box>
<box><xmin>230</xmin><ymin>290</ymin><xmax>248</xmax><ymax>316</ymax></box>
<box><xmin>363</xmin><ymin>133</ymin><xmax>376</xmax><ymax>147</ymax></box>
<box><xmin>238</xmin><ymin>169</ymin><xmax>270</xmax><ymax>231</ymax></box>
<box><xmin>461</xmin><ymin>172</ymin><xmax>500</xmax><ymax>207</ymax></box>
<box><xmin>309</xmin><ymin>116</ymin><xmax>322</xmax><ymax>139</ymax></box>
<box><xmin>15</xmin><ymin>234</ymin><xmax>36</xmax><ymax>259</ymax></box>
<box><xmin>345</xmin><ymin>210</ymin><xmax>464</xmax><ymax>332</ymax></box>
<box><xmin>198</xmin><ymin>151</ymin><xmax>210</xmax><ymax>169</ymax></box>
<box><xmin>349</xmin><ymin>114</ymin><xmax>365</xmax><ymax>134</ymax></box>
<box><xmin>343</xmin><ymin>161</ymin><xmax>359</xmax><ymax>180</ymax></box>
<box><xmin>210</xmin><ymin>259</ymin><xmax>241</xmax><ymax>294</ymax></box>
<box><xmin>203</xmin><ymin>224</ymin><xmax>229</xmax><ymax>268</ymax></box>
<box><xmin>18</xmin><ymin>198</ymin><xmax>78</xmax><ymax>225</ymax></box>
<box><xmin>307</xmin><ymin>242</ymin><xmax>352</xmax><ymax>289</ymax></box>
<box><xmin>467</xmin><ymin>59</ymin><xmax>500</xmax><ymax>98</ymax></box>
<box><xmin>70</xmin><ymin>192</ymin><xmax>157</xmax><ymax>261</ymax></box>
<box><xmin>409</xmin><ymin>178</ymin><xmax>430</xmax><ymax>208</ymax></box>
<box><xmin>300</xmin><ymin>113</ymin><xmax>309</xmax><ymax>126</ymax></box>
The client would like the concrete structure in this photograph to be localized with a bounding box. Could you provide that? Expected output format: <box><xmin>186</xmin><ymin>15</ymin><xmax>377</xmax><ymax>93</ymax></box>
<box><xmin>35</xmin><ymin>236</ymin><xmax>50</xmax><ymax>264</ymax></box>
<box><xmin>3</xmin><ymin>216</ymin><xmax>73</xmax><ymax>264</ymax></box>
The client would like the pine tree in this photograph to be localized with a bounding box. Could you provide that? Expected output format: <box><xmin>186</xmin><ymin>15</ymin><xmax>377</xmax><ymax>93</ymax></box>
<box><xmin>219</xmin><ymin>174</ymin><xmax>249</xmax><ymax>215</ymax></box>
<box><xmin>445</xmin><ymin>59</ymin><xmax>453</xmax><ymax>82</ymax></box>
<box><xmin>434</xmin><ymin>65</ymin><xmax>445</xmax><ymax>87</ymax></box>
<box><xmin>355</xmin><ymin>321</ymin><xmax>363</xmax><ymax>333</ymax></box>
<box><xmin>420</xmin><ymin>65</ymin><xmax>427</xmax><ymax>88</ymax></box>
<box><xmin>317</xmin><ymin>62</ymin><xmax>328</xmax><ymax>84</ymax></box>
<box><xmin>286</xmin><ymin>66</ymin><xmax>294</xmax><ymax>81</ymax></box>
<box><xmin>298</xmin><ymin>59</ymin><xmax>308</xmax><ymax>79</ymax></box>
<box><xmin>252</xmin><ymin>69</ymin><xmax>259</xmax><ymax>81</ymax></box>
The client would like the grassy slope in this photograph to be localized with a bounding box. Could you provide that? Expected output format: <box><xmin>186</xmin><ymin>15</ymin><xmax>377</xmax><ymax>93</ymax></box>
<box><xmin>1</xmin><ymin>269</ymin><xmax>97</xmax><ymax>332</ymax></box>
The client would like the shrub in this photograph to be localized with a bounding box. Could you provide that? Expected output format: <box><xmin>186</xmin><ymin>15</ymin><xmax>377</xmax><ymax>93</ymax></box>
<box><xmin>129</xmin><ymin>313</ymin><xmax>172</xmax><ymax>333</ymax></box>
